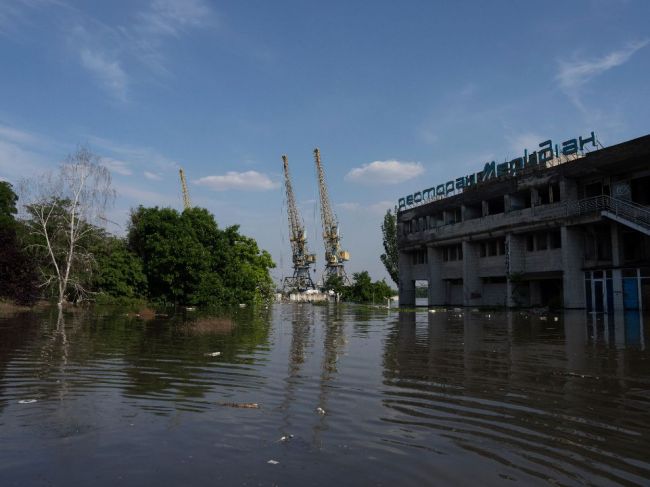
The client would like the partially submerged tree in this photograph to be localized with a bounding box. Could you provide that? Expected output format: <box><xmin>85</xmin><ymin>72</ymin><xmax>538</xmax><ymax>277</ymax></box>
<box><xmin>0</xmin><ymin>182</ymin><xmax>39</xmax><ymax>304</ymax></box>
<box><xmin>127</xmin><ymin>206</ymin><xmax>275</xmax><ymax>306</ymax></box>
<box><xmin>380</xmin><ymin>207</ymin><xmax>399</xmax><ymax>285</ymax></box>
<box><xmin>21</xmin><ymin>147</ymin><xmax>115</xmax><ymax>307</ymax></box>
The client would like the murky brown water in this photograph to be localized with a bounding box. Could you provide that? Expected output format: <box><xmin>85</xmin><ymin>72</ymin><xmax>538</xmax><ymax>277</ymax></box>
<box><xmin>0</xmin><ymin>305</ymin><xmax>649</xmax><ymax>486</ymax></box>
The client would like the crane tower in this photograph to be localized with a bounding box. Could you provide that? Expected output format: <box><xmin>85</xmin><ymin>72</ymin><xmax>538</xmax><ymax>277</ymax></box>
<box><xmin>282</xmin><ymin>155</ymin><xmax>316</xmax><ymax>292</ymax></box>
<box><xmin>314</xmin><ymin>148</ymin><xmax>350</xmax><ymax>284</ymax></box>
<box><xmin>179</xmin><ymin>168</ymin><xmax>191</xmax><ymax>210</ymax></box>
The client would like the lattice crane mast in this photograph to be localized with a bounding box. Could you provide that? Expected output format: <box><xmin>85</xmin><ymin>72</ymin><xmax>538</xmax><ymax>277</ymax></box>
<box><xmin>314</xmin><ymin>148</ymin><xmax>349</xmax><ymax>284</ymax></box>
<box><xmin>179</xmin><ymin>168</ymin><xmax>191</xmax><ymax>210</ymax></box>
<box><xmin>282</xmin><ymin>155</ymin><xmax>316</xmax><ymax>292</ymax></box>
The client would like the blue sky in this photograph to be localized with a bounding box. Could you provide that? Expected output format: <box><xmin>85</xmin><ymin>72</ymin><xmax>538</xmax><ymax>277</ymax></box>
<box><xmin>1</xmin><ymin>0</ymin><xmax>649</xmax><ymax>284</ymax></box>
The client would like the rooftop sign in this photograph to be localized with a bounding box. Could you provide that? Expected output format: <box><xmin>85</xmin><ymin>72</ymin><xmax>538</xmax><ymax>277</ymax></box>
<box><xmin>398</xmin><ymin>131</ymin><xmax>597</xmax><ymax>211</ymax></box>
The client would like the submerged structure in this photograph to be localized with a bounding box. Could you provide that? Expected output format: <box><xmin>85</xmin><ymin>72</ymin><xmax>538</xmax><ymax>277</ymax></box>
<box><xmin>282</xmin><ymin>154</ymin><xmax>316</xmax><ymax>292</ymax></box>
<box><xmin>314</xmin><ymin>148</ymin><xmax>350</xmax><ymax>284</ymax></box>
<box><xmin>397</xmin><ymin>132</ymin><xmax>650</xmax><ymax>311</ymax></box>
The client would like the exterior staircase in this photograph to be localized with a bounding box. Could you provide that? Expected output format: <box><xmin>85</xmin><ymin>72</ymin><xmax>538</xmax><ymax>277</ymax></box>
<box><xmin>569</xmin><ymin>195</ymin><xmax>650</xmax><ymax>236</ymax></box>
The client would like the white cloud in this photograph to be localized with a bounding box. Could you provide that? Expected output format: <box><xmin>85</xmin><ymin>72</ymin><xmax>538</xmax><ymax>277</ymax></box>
<box><xmin>137</xmin><ymin>0</ymin><xmax>213</xmax><ymax>37</ymax></box>
<box><xmin>506</xmin><ymin>133</ymin><xmax>544</xmax><ymax>155</ymax></box>
<box><xmin>80</xmin><ymin>48</ymin><xmax>127</xmax><ymax>101</ymax></box>
<box><xmin>0</xmin><ymin>123</ymin><xmax>54</xmax><ymax>181</ymax></box>
<box><xmin>144</xmin><ymin>171</ymin><xmax>162</xmax><ymax>180</ymax></box>
<box><xmin>556</xmin><ymin>40</ymin><xmax>649</xmax><ymax>109</ymax></box>
<box><xmin>66</xmin><ymin>0</ymin><xmax>214</xmax><ymax>99</ymax></box>
<box><xmin>194</xmin><ymin>171</ymin><xmax>279</xmax><ymax>191</ymax></box>
<box><xmin>345</xmin><ymin>160</ymin><xmax>424</xmax><ymax>185</ymax></box>
<box><xmin>337</xmin><ymin>202</ymin><xmax>360</xmax><ymax>211</ymax></box>
<box><xmin>0</xmin><ymin>140</ymin><xmax>45</xmax><ymax>180</ymax></box>
<box><xmin>0</xmin><ymin>124</ymin><xmax>40</xmax><ymax>145</ymax></box>
<box><xmin>101</xmin><ymin>157</ymin><xmax>132</xmax><ymax>176</ymax></box>
<box><xmin>88</xmin><ymin>135</ymin><xmax>178</xmax><ymax>171</ymax></box>
<box><xmin>368</xmin><ymin>200</ymin><xmax>396</xmax><ymax>214</ymax></box>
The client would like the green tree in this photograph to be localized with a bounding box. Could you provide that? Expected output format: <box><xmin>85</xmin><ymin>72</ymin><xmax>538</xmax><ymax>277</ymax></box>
<box><xmin>0</xmin><ymin>182</ymin><xmax>39</xmax><ymax>305</ymax></box>
<box><xmin>323</xmin><ymin>274</ymin><xmax>347</xmax><ymax>297</ymax></box>
<box><xmin>127</xmin><ymin>206</ymin><xmax>275</xmax><ymax>306</ymax></box>
<box><xmin>0</xmin><ymin>181</ymin><xmax>18</xmax><ymax>223</ymax></box>
<box><xmin>327</xmin><ymin>270</ymin><xmax>396</xmax><ymax>304</ymax></box>
<box><xmin>380</xmin><ymin>207</ymin><xmax>399</xmax><ymax>285</ymax></box>
<box><xmin>91</xmin><ymin>235</ymin><xmax>147</xmax><ymax>300</ymax></box>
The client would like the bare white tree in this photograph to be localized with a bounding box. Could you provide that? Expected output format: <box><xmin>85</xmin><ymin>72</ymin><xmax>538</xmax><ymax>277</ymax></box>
<box><xmin>20</xmin><ymin>147</ymin><xmax>115</xmax><ymax>308</ymax></box>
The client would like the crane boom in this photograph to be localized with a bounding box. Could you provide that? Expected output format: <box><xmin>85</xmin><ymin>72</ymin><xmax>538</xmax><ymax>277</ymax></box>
<box><xmin>282</xmin><ymin>155</ymin><xmax>315</xmax><ymax>292</ymax></box>
<box><xmin>179</xmin><ymin>168</ymin><xmax>191</xmax><ymax>210</ymax></box>
<box><xmin>313</xmin><ymin>148</ymin><xmax>349</xmax><ymax>284</ymax></box>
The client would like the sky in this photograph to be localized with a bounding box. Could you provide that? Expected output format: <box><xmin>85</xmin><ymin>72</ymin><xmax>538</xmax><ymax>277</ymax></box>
<box><xmin>1</xmin><ymin>0</ymin><xmax>649</xmax><ymax>285</ymax></box>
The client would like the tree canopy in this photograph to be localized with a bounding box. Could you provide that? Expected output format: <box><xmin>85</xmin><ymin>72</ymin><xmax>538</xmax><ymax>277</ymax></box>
<box><xmin>380</xmin><ymin>207</ymin><xmax>399</xmax><ymax>285</ymax></box>
<box><xmin>128</xmin><ymin>206</ymin><xmax>275</xmax><ymax>307</ymax></box>
<box><xmin>324</xmin><ymin>270</ymin><xmax>395</xmax><ymax>304</ymax></box>
<box><xmin>0</xmin><ymin>182</ymin><xmax>39</xmax><ymax>305</ymax></box>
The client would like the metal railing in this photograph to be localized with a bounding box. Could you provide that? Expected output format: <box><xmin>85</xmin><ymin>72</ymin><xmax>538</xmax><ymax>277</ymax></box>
<box><xmin>401</xmin><ymin>195</ymin><xmax>650</xmax><ymax>243</ymax></box>
<box><xmin>569</xmin><ymin>195</ymin><xmax>650</xmax><ymax>231</ymax></box>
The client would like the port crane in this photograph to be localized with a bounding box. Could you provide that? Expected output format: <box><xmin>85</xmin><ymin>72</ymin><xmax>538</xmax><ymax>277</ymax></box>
<box><xmin>282</xmin><ymin>154</ymin><xmax>316</xmax><ymax>292</ymax></box>
<box><xmin>313</xmin><ymin>148</ymin><xmax>350</xmax><ymax>284</ymax></box>
<box><xmin>179</xmin><ymin>168</ymin><xmax>191</xmax><ymax>210</ymax></box>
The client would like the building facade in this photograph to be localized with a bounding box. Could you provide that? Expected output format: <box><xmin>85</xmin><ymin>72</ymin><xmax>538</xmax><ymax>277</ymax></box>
<box><xmin>397</xmin><ymin>134</ymin><xmax>650</xmax><ymax>310</ymax></box>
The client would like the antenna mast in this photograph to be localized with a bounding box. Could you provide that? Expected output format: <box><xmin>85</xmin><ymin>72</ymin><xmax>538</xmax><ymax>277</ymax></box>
<box><xmin>314</xmin><ymin>148</ymin><xmax>349</xmax><ymax>284</ymax></box>
<box><xmin>179</xmin><ymin>168</ymin><xmax>191</xmax><ymax>210</ymax></box>
<box><xmin>282</xmin><ymin>155</ymin><xmax>316</xmax><ymax>292</ymax></box>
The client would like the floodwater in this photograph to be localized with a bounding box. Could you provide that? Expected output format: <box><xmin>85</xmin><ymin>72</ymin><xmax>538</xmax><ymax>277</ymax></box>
<box><xmin>1</xmin><ymin>305</ymin><xmax>649</xmax><ymax>486</ymax></box>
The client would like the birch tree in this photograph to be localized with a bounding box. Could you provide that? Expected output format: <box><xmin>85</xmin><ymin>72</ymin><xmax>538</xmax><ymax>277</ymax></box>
<box><xmin>21</xmin><ymin>147</ymin><xmax>115</xmax><ymax>307</ymax></box>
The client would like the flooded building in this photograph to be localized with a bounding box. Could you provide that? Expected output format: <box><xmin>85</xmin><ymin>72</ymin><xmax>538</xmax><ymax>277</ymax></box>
<box><xmin>397</xmin><ymin>133</ymin><xmax>650</xmax><ymax>310</ymax></box>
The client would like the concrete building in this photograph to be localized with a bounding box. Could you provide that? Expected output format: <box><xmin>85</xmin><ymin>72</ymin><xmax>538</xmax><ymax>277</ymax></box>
<box><xmin>397</xmin><ymin>133</ymin><xmax>650</xmax><ymax>310</ymax></box>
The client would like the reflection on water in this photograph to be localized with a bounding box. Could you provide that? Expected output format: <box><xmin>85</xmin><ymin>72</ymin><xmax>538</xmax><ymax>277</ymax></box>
<box><xmin>0</xmin><ymin>306</ymin><xmax>649</xmax><ymax>486</ymax></box>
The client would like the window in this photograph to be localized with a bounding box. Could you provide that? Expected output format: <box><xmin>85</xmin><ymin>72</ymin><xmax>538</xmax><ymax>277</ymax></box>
<box><xmin>442</xmin><ymin>244</ymin><xmax>463</xmax><ymax>262</ymax></box>
<box><xmin>526</xmin><ymin>235</ymin><xmax>535</xmax><ymax>252</ymax></box>
<box><xmin>488</xmin><ymin>240</ymin><xmax>498</xmax><ymax>256</ymax></box>
<box><xmin>550</xmin><ymin>230</ymin><xmax>562</xmax><ymax>249</ymax></box>
<box><xmin>536</xmin><ymin>233</ymin><xmax>548</xmax><ymax>251</ymax></box>
<box><xmin>497</xmin><ymin>239</ymin><xmax>505</xmax><ymax>255</ymax></box>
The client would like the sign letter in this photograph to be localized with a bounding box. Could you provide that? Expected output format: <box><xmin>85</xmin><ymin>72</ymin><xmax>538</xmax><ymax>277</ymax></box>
<box><xmin>538</xmin><ymin>140</ymin><xmax>553</xmax><ymax>164</ymax></box>
<box><xmin>579</xmin><ymin>131</ymin><xmax>596</xmax><ymax>150</ymax></box>
<box><xmin>562</xmin><ymin>139</ymin><xmax>578</xmax><ymax>155</ymax></box>
<box><xmin>481</xmin><ymin>161</ymin><xmax>496</xmax><ymax>181</ymax></box>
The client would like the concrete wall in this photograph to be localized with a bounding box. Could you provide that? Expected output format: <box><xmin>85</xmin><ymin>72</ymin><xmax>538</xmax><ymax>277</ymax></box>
<box><xmin>478</xmin><ymin>256</ymin><xmax>506</xmax><ymax>277</ymax></box>
<box><xmin>561</xmin><ymin>226</ymin><xmax>585</xmax><ymax>308</ymax></box>
<box><xmin>482</xmin><ymin>282</ymin><xmax>508</xmax><ymax>306</ymax></box>
<box><xmin>462</xmin><ymin>241</ymin><xmax>482</xmax><ymax>306</ymax></box>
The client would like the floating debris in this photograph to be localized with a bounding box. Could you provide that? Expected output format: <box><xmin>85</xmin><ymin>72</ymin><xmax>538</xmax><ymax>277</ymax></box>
<box><xmin>278</xmin><ymin>434</ymin><xmax>294</xmax><ymax>442</ymax></box>
<box><xmin>218</xmin><ymin>402</ymin><xmax>259</xmax><ymax>409</ymax></box>
<box><xmin>204</xmin><ymin>351</ymin><xmax>221</xmax><ymax>357</ymax></box>
<box><xmin>18</xmin><ymin>399</ymin><xmax>37</xmax><ymax>404</ymax></box>
<box><xmin>267</xmin><ymin>460</ymin><xmax>279</xmax><ymax>465</ymax></box>
<box><xmin>316</xmin><ymin>407</ymin><xmax>326</xmax><ymax>415</ymax></box>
